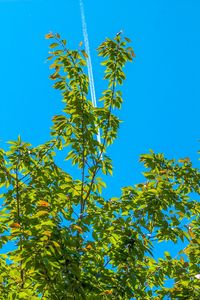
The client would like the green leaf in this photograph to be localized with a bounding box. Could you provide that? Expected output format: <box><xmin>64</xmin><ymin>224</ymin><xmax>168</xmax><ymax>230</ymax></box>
<box><xmin>81</xmin><ymin>49</ymin><xmax>88</xmax><ymax>58</ymax></box>
<box><xmin>18</xmin><ymin>292</ymin><xmax>28</xmax><ymax>298</ymax></box>
<box><xmin>49</xmin><ymin>42</ymin><xmax>59</xmax><ymax>48</ymax></box>
<box><xmin>34</xmin><ymin>210</ymin><xmax>49</xmax><ymax>218</ymax></box>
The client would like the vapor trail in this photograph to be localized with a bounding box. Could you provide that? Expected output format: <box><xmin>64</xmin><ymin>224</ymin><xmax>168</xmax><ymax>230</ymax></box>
<box><xmin>80</xmin><ymin>0</ymin><xmax>101</xmax><ymax>145</ymax></box>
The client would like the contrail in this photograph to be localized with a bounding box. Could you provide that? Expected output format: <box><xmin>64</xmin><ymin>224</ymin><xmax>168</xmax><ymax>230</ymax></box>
<box><xmin>80</xmin><ymin>0</ymin><xmax>101</xmax><ymax>145</ymax></box>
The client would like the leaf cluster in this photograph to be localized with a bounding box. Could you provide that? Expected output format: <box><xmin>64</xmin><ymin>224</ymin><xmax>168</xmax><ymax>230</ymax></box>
<box><xmin>0</xmin><ymin>33</ymin><xmax>199</xmax><ymax>299</ymax></box>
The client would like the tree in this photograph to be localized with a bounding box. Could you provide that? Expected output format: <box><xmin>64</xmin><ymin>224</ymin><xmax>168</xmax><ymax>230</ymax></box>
<box><xmin>0</xmin><ymin>33</ymin><xmax>199</xmax><ymax>299</ymax></box>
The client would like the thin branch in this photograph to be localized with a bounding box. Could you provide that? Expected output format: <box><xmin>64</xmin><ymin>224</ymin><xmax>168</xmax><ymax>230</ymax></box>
<box><xmin>83</xmin><ymin>41</ymin><xmax>121</xmax><ymax>205</ymax></box>
<box><xmin>15</xmin><ymin>151</ymin><xmax>24</xmax><ymax>289</ymax></box>
<box><xmin>20</xmin><ymin>137</ymin><xmax>59</xmax><ymax>183</ymax></box>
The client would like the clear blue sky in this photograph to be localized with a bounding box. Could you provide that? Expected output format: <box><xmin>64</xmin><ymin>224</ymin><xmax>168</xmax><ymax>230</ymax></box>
<box><xmin>0</xmin><ymin>0</ymin><xmax>200</xmax><ymax>257</ymax></box>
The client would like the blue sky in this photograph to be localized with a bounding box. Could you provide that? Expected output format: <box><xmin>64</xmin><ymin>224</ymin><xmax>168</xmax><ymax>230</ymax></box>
<box><xmin>0</xmin><ymin>0</ymin><xmax>200</xmax><ymax>257</ymax></box>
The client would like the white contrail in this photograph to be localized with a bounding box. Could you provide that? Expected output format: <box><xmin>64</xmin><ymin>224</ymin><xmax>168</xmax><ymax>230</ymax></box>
<box><xmin>80</xmin><ymin>0</ymin><xmax>101</xmax><ymax>145</ymax></box>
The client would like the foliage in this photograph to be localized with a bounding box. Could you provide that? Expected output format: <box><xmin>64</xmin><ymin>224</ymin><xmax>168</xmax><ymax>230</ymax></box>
<box><xmin>0</xmin><ymin>33</ymin><xmax>199</xmax><ymax>299</ymax></box>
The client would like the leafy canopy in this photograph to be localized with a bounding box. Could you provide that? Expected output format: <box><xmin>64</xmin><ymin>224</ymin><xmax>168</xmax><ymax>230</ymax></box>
<box><xmin>0</xmin><ymin>33</ymin><xmax>199</xmax><ymax>299</ymax></box>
